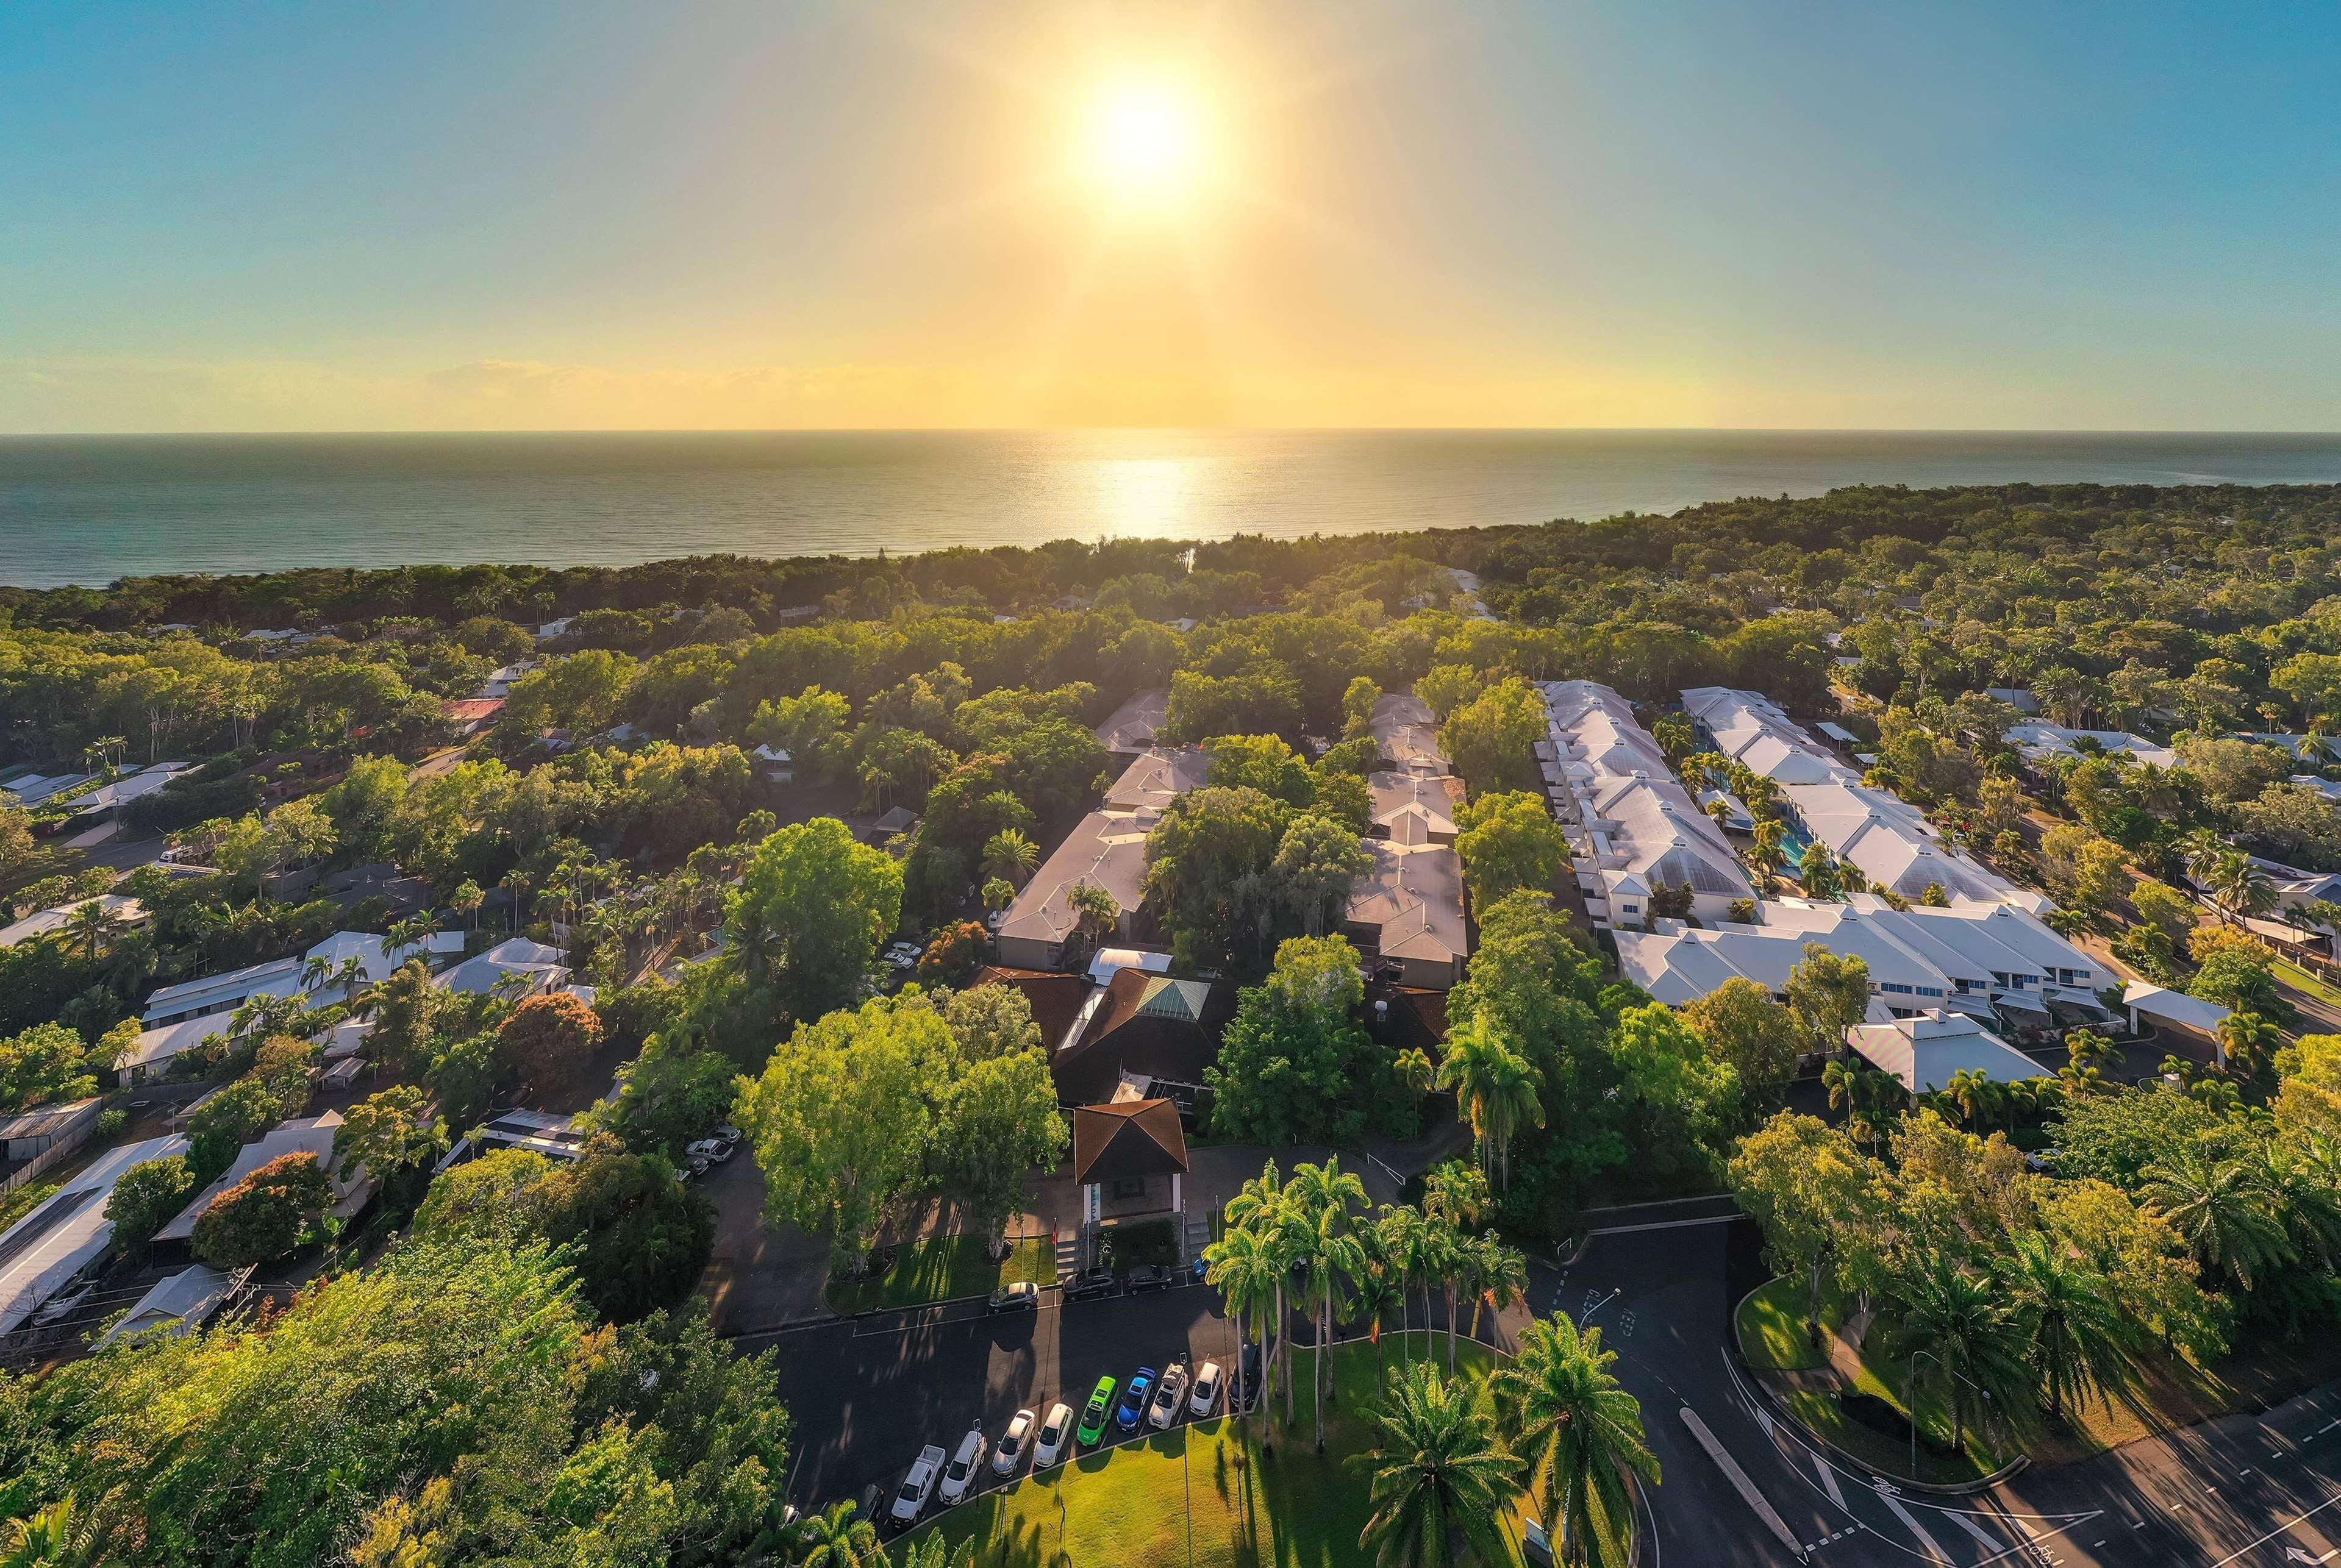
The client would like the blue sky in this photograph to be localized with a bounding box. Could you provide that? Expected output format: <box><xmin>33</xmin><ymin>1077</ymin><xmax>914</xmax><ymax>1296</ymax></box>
<box><xmin>3</xmin><ymin>1</ymin><xmax>2336</xmax><ymax>430</ymax></box>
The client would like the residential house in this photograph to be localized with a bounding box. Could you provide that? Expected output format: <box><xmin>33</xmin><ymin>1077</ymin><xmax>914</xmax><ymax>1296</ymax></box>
<box><xmin>1843</xmin><ymin>1010</ymin><xmax>2050</xmax><ymax>1096</ymax></box>
<box><xmin>1344</xmin><ymin>838</ymin><xmax>1469</xmax><ymax>989</ymax></box>
<box><xmin>995</xmin><ymin>808</ymin><xmax>1156</xmax><ymax>970</ymax></box>
<box><xmin>1369</xmin><ymin>692</ymin><xmax>1448</xmax><ymax>775</ymax></box>
<box><xmin>1095</xmin><ymin>690</ymin><xmax>1171</xmax><ymax>757</ymax></box>
<box><xmin>1104</xmin><ymin>746</ymin><xmax>1210</xmax><ymax>812</ymax></box>
<box><xmin>0</xmin><ymin>1134</ymin><xmax>187</xmax><ymax>1335</ymax></box>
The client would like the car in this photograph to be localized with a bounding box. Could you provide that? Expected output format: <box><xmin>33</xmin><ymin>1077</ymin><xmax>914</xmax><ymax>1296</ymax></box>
<box><xmin>1147</xmin><ymin>1364</ymin><xmax>1188</xmax><ymax>1429</ymax></box>
<box><xmin>715</xmin><ymin>1125</ymin><xmax>742</xmax><ymax>1143</ymax></box>
<box><xmin>1116</xmin><ymin>1368</ymin><xmax>1154</xmax><ymax>1431</ymax></box>
<box><xmin>938</xmin><ymin>1424</ymin><xmax>988</xmax><ymax>1505</ymax></box>
<box><xmin>1062</xmin><ymin>1267</ymin><xmax>1117</xmax><ymax>1302</ymax></box>
<box><xmin>1235</xmin><ymin>1338</ymin><xmax>1275</xmax><ymax>1411</ymax></box>
<box><xmin>987</xmin><ymin>1281</ymin><xmax>1041</xmax><ymax>1314</ymax></box>
<box><xmin>890</xmin><ymin>1445</ymin><xmax>945</xmax><ymax>1524</ymax></box>
<box><xmin>1189</xmin><ymin>1360</ymin><xmax>1223</xmax><ymax>1417</ymax></box>
<box><xmin>1076</xmin><ymin>1377</ymin><xmax>1117</xmax><ymax>1446</ymax></box>
<box><xmin>685</xmin><ymin>1136</ymin><xmax>735</xmax><ymax>1164</ymax></box>
<box><xmin>1034</xmin><ymin>1401</ymin><xmax>1074</xmax><ymax>1467</ymax></box>
<box><xmin>1126</xmin><ymin>1263</ymin><xmax>1175</xmax><ymax>1293</ymax></box>
<box><xmin>993</xmin><ymin>1408</ymin><xmax>1037</xmax><ymax>1476</ymax></box>
<box><xmin>684</xmin><ymin>1155</ymin><xmax>712</xmax><ymax>1180</ymax></box>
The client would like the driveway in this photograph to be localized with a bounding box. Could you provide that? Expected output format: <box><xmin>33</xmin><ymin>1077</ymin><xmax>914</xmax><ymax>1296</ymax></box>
<box><xmin>698</xmin><ymin>1153</ymin><xmax>831</xmax><ymax>1335</ymax></box>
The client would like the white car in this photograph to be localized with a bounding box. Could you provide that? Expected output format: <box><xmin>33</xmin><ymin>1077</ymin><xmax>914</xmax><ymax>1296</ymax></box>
<box><xmin>685</xmin><ymin>1135</ymin><xmax>736</xmax><ymax>1164</ymax></box>
<box><xmin>1188</xmin><ymin>1361</ymin><xmax>1223</xmax><ymax>1417</ymax></box>
<box><xmin>891</xmin><ymin>1445</ymin><xmax>945</xmax><ymax>1524</ymax></box>
<box><xmin>1032</xmin><ymin>1402</ymin><xmax>1074</xmax><ymax>1468</ymax></box>
<box><xmin>1146</xmin><ymin>1364</ymin><xmax>1189</xmax><ymax>1430</ymax></box>
<box><xmin>993</xmin><ymin>1408</ymin><xmax>1037</xmax><ymax>1477</ymax></box>
<box><xmin>938</xmin><ymin>1425</ymin><xmax>988</xmax><ymax>1505</ymax></box>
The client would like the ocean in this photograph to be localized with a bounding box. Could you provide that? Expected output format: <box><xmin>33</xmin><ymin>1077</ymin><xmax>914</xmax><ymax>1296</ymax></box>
<box><xmin>4</xmin><ymin>428</ymin><xmax>2341</xmax><ymax>590</ymax></box>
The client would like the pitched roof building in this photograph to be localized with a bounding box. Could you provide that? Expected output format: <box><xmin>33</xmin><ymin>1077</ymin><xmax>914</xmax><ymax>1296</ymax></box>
<box><xmin>1104</xmin><ymin>746</ymin><xmax>1211</xmax><ymax>811</ymax></box>
<box><xmin>1071</xmin><ymin>1097</ymin><xmax>1190</xmax><ymax>1188</ymax></box>
<box><xmin>1344</xmin><ymin>838</ymin><xmax>1469</xmax><ymax>989</ymax></box>
<box><xmin>1369</xmin><ymin>692</ymin><xmax>1448</xmax><ymax>774</ymax></box>
<box><xmin>1843</xmin><ymin>1010</ymin><xmax>2050</xmax><ymax>1095</ymax></box>
<box><xmin>995</xmin><ymin>808</ymin><xmax>1158</xmax><ymax>971</ymax></box>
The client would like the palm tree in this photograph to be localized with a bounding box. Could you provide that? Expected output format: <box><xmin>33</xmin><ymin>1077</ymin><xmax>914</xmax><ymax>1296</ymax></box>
<box><xmin>1066</xmin><ymin>880</ymin><xmax>1119</xmax><ymax>953</ymax></box>
<box><xmin>1422</xmin><ymin>1161</ymin><xmax>1491</xmax><ymax>1231</ymax></box>
<box><xmin>0</xmin><ymin>1495</ymin><xmax>92</xmax><ymax>1568</ymax></box>
<box><xmin>1352</xmin><ymin>1250</ymin><xmax>1407</xmax><ymax>1396</ymax></box>
<box><xmin>385</xmin><ymin>914</ymin><xmax>435</xmax><ymax>961</ymax></box>
<box><xmin>2261</xmin><ymin>1139</ymin><xmax>2341</xmax><ymax>1270</ymax></box>
<box><xmin>887</xmin><ymin>1539</ymin><xmax>977</xmax><ymax>1568</ymax></box>
<box><xmin>1428</xmin><ymin>1217</ymin><xmax>1470</xmax><ymax>1376</ymax></box>
<box><xmin>1377</xmin><ymin>1203</ymin><xmax>1435</xmax><ymax>1366</ymax></box>
<box><xmin>1394</xmin><ymin>1047</ymin><xmax>1437</xmax><ymax>1115</ymax></box>
<box><xmin>2064</xmin><ymin>1028</ymin><xmax>2120</xmax><ymax>1074</ymax></box>
<box><xmin>792</xmin><ymin>1499</ymin><xmax>881</xmax><ymax>1568</ymax></box>
<box><xmin>2204</xmin><ymin>849</ymin><xmax>2275</xmax><ymax>928</ymax></box>
<box><xmin>1887</xmin><ymin>1255</ymin><xmax>2031</xmax><ymax>1452</ymax></box>
<box><xmin>1204</xmin><ymin>1222</ymin><xmax>1282</xmax><ymax>1431</ymax></box>
<box><xmin>1289</xmin><ymin>1158</ymin><xmax>1370</xmax><ymax>1435</ymax></box>
<box><xmin>1224</xmin><ymin>1162</ymin><xmax>1295</xmax><ymax>1436</ymax></box>
<box><xmin>451</xmin><ymin>878</ymin><xmax>486</xmax><ymax>934</ymax></box>
<box><xmin>1470</xmin><ymin>1234</ymin><xmax>1529</xmax><ymax>1350</ymax></box>
<box><xmin>1494</xmin><ymin>1313</ymin><xmax>1659</xmax><ymax>1568</ymax></box>
<box><xmin>62</xmin><ymin>899</ymin><xmax>121</xmax><ymax>961</ymax></box>
<box><xmin>2217</xmin><ymin>1011</ymin><xmax>2279</xmax><ymax>1077</ymax></box>
<box><xmin>981</xmin><ymin>828</ymin><xmax>1039</xmax><ymax>886</ymax></box>
<box><xmin>1437</xmin><ymin>1012</ymin><xmax>1545</xmax><ymax>1191</ymax></box>
<box><xmin>1998</xmin><ymin>1231</ymin><xmax>2136</xmax><ymax>1423</ymax></box>
<box><xmin>2142</xmin><ymin>1145</ymin><xmax>2295</xmax><ymax>1291</ymax></box>
<box><xmin>1944</xmin><ymin>1066</ymin><xmax>1998</xmax><ymax>1130</ymax></box>
<box><xmin>1354</xmin><ymin>1363</ymin><xmax>1523</xmax><ymax>1568</ymax></box>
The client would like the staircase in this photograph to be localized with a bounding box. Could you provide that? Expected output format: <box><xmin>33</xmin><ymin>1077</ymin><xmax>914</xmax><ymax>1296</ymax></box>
<box><xmin>1054</xmin><ymin>1229</ymin><xmax>1081</xmax><ymax>1281</ymax></box>
<box><xmin>1182</xmin><ymin>1208</ymin><xmax>1211</xmax><ymax>1267</ymax></box>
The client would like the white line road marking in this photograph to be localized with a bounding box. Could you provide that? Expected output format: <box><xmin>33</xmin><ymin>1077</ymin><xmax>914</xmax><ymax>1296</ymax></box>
<box><xmin>2208</xmin><ymin>1495</ymin><xmax>2341</xmax><ymax>1567</ymax></box>
<box><xmin>1945</xmin><ymin>1509</ymin><xmax>2002</xmax><ymax>1551</ymax></box>
<box><xmin>1813</xmin><ymin>1449</ymin><xmax>1844</xmax><ymax>1509</ymax></box>
<box><xmin>1584</xmin><ymin>1213</ymin><xmax>1743</xmax><ymax>1236</ymax></box>
<box><xmin>1874</xmin><ymin>1483</ymin><xmax>1950</xmax><ymax>1564</ymax></box>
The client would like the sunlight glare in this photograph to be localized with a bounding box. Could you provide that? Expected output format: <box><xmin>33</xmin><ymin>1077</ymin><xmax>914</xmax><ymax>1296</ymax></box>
<box><xmin>1080</xmin><ymin>78</ymin><xmax>1209</xmax><ymax>210</ymax></box>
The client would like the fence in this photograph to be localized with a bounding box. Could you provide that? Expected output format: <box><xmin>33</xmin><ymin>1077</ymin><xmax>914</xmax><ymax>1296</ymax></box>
<box><xmin>0</xmin><ymin>1107</ymin><xmax>103</xmax><ymax>1200</ymax></box>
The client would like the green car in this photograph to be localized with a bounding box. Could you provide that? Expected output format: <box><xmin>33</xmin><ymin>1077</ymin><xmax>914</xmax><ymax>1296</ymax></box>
<box><xmin>1076</xmin><ymin>1375</ymin><xmax>1117</xmax><ymax>1446</ymax></box>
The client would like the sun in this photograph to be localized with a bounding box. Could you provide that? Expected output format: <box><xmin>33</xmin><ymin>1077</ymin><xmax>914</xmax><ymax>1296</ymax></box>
<box><xmin>1079</xmin><ymin>78</ymin><xmax>1210</xmax><ymax>208</ymax></box>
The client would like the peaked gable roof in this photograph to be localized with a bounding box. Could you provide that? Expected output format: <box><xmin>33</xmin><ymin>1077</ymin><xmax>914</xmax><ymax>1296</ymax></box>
<box><xmin>1072</xmin><ymin>1097</ymin><xmax>1190</xmax><ymax>1185</ymax></box>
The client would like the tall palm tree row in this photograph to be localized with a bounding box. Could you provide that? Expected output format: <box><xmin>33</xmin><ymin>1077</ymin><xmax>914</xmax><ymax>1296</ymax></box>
<box><xmin>1437</xmin><ymin>1011</ymin><xmax>1545</xmax><ymax>1191</ymax></box>
<box><xmin>1355</xmin><ymin>1363</ymin><xmax>1523</xmax><ymax>1568</ymax></box>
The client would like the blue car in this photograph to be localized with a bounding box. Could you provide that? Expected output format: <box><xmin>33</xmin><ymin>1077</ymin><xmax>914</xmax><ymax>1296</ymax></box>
<box><xmin>1116</xmin><ymin>1368</ymin><xmax>1155</xmax><ymax>1431</ymax></box>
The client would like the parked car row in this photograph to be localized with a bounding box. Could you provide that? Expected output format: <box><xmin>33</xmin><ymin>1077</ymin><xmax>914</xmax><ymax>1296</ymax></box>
<box><xmin>887</xmin><ymin>1355</ymin><xmax>1228</xmax><ymax>1526</ymax></box>
<box><xmin>681</xmin><ymin>1125</ymin><xmax>742</xmax><ymax>1179</ymax></box>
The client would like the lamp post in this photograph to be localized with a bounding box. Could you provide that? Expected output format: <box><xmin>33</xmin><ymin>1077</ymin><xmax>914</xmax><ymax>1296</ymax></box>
<box><xmin>1905</xmin><ymin>1350</ymin><xmax>1990</xmax><ymax>1478</ymax></box>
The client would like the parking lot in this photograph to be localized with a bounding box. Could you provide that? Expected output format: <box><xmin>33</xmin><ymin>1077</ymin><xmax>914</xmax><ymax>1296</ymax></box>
<box><xmin>747</xmin><ymin>1274</ymin><xmax>1257</xmax><ymax>1527</ymax></box>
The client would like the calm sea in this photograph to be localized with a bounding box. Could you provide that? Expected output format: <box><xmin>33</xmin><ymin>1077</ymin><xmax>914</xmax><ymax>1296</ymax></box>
<box><xmin>4</xmin><ymin>429</ymin><xmax>2340</xmax><ymax>590</ymax></box>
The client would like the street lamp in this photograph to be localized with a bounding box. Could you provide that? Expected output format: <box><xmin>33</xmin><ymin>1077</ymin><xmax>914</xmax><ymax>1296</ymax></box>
<box><xmin>1904</xmin><ymin>1350</ymin><xmax>1990</xmax><ymax>1478</ymax></box>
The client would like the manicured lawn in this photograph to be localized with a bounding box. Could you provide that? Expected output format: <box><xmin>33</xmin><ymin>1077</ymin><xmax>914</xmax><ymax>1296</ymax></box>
<box><xmin>910</xmin><ymin>1336</ymin><xmax>1537</xmax><ymax>1567</ymax></box>
<box><xmin>826</xmin><ymin>1234</ymin><xmax>1053</xmax><ymax>1314</ymax></box>
<box><xmin>1735</xmin><ymin>1277</ymin><xmax>1831</xmax><ymax>1372</ymax></box>
<box><xmin>2273</xmin><ymin>957</ymin><xmax>2341</xmax><ymax>1012</ymax></box>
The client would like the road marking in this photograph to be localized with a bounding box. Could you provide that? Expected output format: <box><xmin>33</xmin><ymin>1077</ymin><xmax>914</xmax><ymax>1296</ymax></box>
<box><xmin>1944</xmin><ymin>1509</ymin><xmax>2002</xmax><ymax>1551</ymax></box>
<box><xmin>2207</xmin><ymin>1495</ymin><xmax>2341</xmax><ymax>1567</ymax></box>
<box><xmin>1873</xmin><ymin>1483</ymin><xmax>1950</xmax><ymax>1564</ymax></box>
<box><xmin>1812</xmin><ymin>1449</ymin><xmax>1844</xmax><ymax>1509</ymax></box>
<box><xmin>1585</xmin><ymin>1213</ymin><xmax>1742</xmax><ymax>1236</ymax></box>
<box><xmin>1678</xmin><ymin>1406</ymin><xmax>1810</xmax><ymax>1562</ymax></box>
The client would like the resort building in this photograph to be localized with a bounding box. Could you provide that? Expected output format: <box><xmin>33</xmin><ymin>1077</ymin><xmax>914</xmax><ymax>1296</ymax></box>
<box><xmin>1542</xmin><ymin>680</ymin><xmax>1752</xmax><ymax>929</ymax></box>
<box><xmin>1095</xmin><ymin>690</ymin><xmax>1171</xmax><ymax>757</ymax></box>
<box><xmin>1343</xmin><ymin>836</ymin><xmax>1470</xmax><ymax>989</ymax></box>
<box><xmin>1369</xmin><ymin>691</ymin><xmax>1448</xmax><ymax>775</ymax></box>
<box><xmin>1614</xmin><ymin>892</ymin><xmax>2107</xmax><ymax>1033</ymax></box>
<box><xmin>1369</xmin><ymin>770</ymin><xmax>1463</xmax><ymax>844</ymax></box>
<box><xmin>141</xmin><ymin>928</ymin><xmax>464</xmax><ymax>1028</ymax></box>
<box><xmin>1843</xmin><ymin>1010</ymin><xmax>2050</xmax><ymax>1096</ymax></box>
<box><xmin>1104</xmin><ymin>746</ymin><xmax>1210</xmax><ymax>811</ymax></box>
<box><xmin>995</xmin><ymin>807</ymin><xmax>1157</xmax><ymax>971</ymax></box>
<box><xmin>154</xmin><ymin>1111</ymin><xmax>376</xmax><ymax>1255</ymax></box>
<box><xmin>2004</xmin><ymin>720</ymin><xmax>2181</xmax><ymax>772</ymax></box>
<box><xmin>1682</xmin><ymin>686</ymin><xmax>2039</xmax><ymax>908</ymax></box>
<box><xmin>0</xmin><ymin>893</ymin><xmax>147</xmax><ymax>951</ymax></box>
<box><xmin>0</xmin><ymin>1135</ymin><xmax>187</xmax><ymax>1335</ymax></box>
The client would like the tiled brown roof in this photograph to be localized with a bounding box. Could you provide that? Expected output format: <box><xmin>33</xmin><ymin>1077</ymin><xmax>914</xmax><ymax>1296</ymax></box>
<box><xmin>1071</xmin><ymin>1097</ymin><xmax>1189</xmax><ymax>1186</ymax></box>
<box><xmin>1051</xmin><ymin>968</ymin><xmax>1232</xmax><ymax>1107</ymax></box>
<box><xmin>970</xmin><ymin>965</ymin><xmax>1091</xmax><ymax>1050</ymax></box>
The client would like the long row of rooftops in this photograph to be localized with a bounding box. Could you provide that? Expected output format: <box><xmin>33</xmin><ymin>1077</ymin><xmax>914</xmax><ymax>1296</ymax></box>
<box><xmin>1681</xmin><ymin>685</ymin><xmax>2045</xmax><ymax>911</ymax></box>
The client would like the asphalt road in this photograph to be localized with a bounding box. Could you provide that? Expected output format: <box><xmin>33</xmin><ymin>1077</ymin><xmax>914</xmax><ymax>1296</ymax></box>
<box><xmin>1559</xmin><ymin>1214</ymin><xmax>2341</xmax><ymax>1568</ymax></box>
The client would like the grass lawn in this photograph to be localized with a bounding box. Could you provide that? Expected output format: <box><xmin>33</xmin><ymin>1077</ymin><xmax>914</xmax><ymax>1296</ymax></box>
<box><xmin>1735</xmin><ymin>1277</ymin><xmax>1834</xmax><ymax>1372</ymax></box>
<box><xmin>2273</xmin><ymin>957</ymin><xmax>2341</xmax><ymax>1013</ymax></box>
<box><xmin>910</xmin><ymin>1336</ymin><xmax>1538</xmax><ymax>1567</ymax></box>
<box><xmin>826</xmin><ymin>1234</ymin><xmax>1054</xmax><ymax>1314</ymax></box>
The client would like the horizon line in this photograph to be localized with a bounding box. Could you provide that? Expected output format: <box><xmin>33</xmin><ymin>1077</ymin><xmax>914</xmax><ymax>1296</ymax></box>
<box><xmin>7</xmin><ymin>425</ymin><xmax>2341</xmax><ymax>440</ymax></box>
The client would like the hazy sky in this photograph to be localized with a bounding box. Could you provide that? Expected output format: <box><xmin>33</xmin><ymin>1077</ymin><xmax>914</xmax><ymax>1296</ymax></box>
<box><xmin>5</xmin><ymin>1</ymin><xmax>2337</xmax><ymax>432</ymax></box>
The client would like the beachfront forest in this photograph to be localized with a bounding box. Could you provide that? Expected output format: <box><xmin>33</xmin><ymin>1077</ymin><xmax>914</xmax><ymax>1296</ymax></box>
<box><xmin>7</xmin><ymin>480</ymin><xmax>2341</xmax><ymax>1559</ymax></box>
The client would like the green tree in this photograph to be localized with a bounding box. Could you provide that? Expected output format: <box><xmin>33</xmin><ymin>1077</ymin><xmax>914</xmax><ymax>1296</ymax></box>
<box><xmin>1438</xmin><ymin>679</ymin><xmax>1543</xmax><ymax>796</ymax></box>
<box><xmin>1142</xmin><ymin>785</ymin><xmax>1289</xmax><ymax>971</ymax></box>
<box><xmin>0</xmin><ymin>1023</ymin><xmax>102</xmax><ymax>1114</ymax></box>
<box><xmin>1681</xmin><ymin>976</ymin><xmax>1801</xmax><ymax>1103</ymax></box>
<box><xmin>1782</xmin><ymin>944</ymin><xmax>1871</xmax><ymax>1057</ymax></box>
<box><xmin>1271</xmin><ymin>811</ymin><xmax>1374</xmax><ymax>937</ymax></box>
<box><xmin>979</xmin><ymin>828</ymin><xmax>1038</xmax><ymax>886</ymax></box>
<box><xmin>1998</xmin><ymin>1230</ymin><xmax>2137</xmax><ymax>1423</ymax></box>
<box><xmin>332</xmin><ymin>1085</ymin><xmax>447</xmax><ymax>1185</ymax></box>
<box><xmin>1207</xmin><ymin>935</ymin><xmax>1390</xmax><ymax>1146</ymax></box>
<box><xmin>191</xmin><ymin>1151</ymin><xmax>334</xmax><ymax>1267</ymax></box>
<box><xmin>185</xmin><ymin>1074</ymin><xmax>283</xmax><ymax>1187</ymax></box>
<box><xmin>2140</xmin><ymin>1144</ymin><xmax>2293</xmax><ymax>1291</ymax></box>
<box><xmin>1453</xmin><ymin>791</ymin><xmax>1568</xmax><ymax>907</ymax></box>
<box><xmin>104</xmin><ymin>1154</ymin><xmax>198</xmax><ymax>1263</ymax></box>
<box><xmin>1354</xmin><ymin>1363</ymin><xmax>1522</xmax><ymax>1568</ymax></box>
<box><xmin>1887</xmin><ymin>1254</ymin><xmax>2032</xmax><ymax>1451</ymax></box>
<box><xmin>1728</xmin><ymin>1112</ymin><xmax>1882</xmax><ymax>1344</ymax></box>
<box><xmin>731</xmin><ymin>991</ymin><xmax>951</xmax><ymax>1272</ymax></box>
<box><xmin>1437</xmin><ymin>1011</ymin><xmax>1545</xmax><ymax>1191</ymax></box>
<box><xmin>1495</xmin><ymin>1313</ymin><xmax>1659</xmax><ymax>1568</ymax></box>
<box><xmin>790</xmin><ymin>1499</ymin><xmax>881</xmax><ymax>1568</ymax></box>
<box><xmin>727</xmin><ymin>817</ymin><xmax>903</xmax><ymax>1030</ymax></box>
<box><xmin>1203</xmin><ymin>733</ymin><xmax>1317</xmax><ymax>807</ymax></box>
<box><xmin>932</xmin><ymin>1047</ymin><xmax>1067</xmax><ymax>1252</ymax></box>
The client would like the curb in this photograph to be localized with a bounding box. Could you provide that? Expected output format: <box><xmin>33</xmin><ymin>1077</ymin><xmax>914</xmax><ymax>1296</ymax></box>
<box><xmin>1730</xmin><ymin>1280</ymin><xmax>2027</xmax><ymax>1496</ymax></box>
